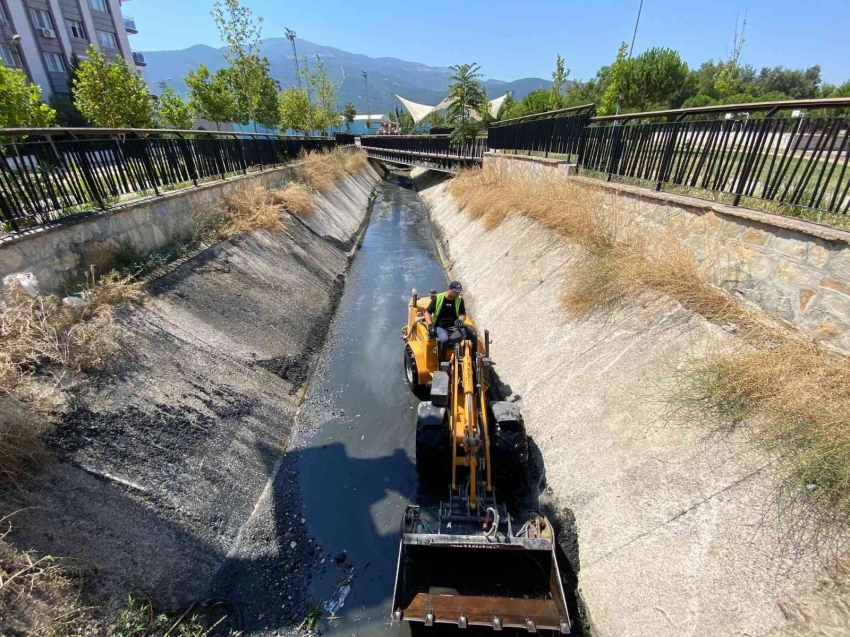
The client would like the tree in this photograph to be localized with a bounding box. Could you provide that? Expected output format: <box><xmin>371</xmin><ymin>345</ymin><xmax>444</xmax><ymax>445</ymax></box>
<box><xmin>73</xmin><ymin>45</ymin><xmax>153</xmax><ymax>127</ymax></box>
<box><xmin>279</xmin><ymin>86</ymin><xmax>312</xmax><ymax>134</ymax></box>
<box><xmin>599</xmin><ymin>42</ymin><xmax>630</xmax><ymax>115</ymax></box>
<box><xmin>627</xmin><ymin>47</ymin><xmax>689</xmax><ymax>110</ymax></box>
<box><xmin>185</xmin><ymin>64</ymin><xmax>237</xmax><ymax>130</ymax></box>
<box><xmin>501</xmin><ymin>88</ymin><xmax>551</xmax><ymax>119</ymax></box>
<box><xmin>254</xmin><ymin>71</ymin><xmax>281</xmax><ymax>131</ymax></box>
<box><xmin>156</xmin><ymin>85</ymin><xmax>195</xmax><ymax>129</ymax></box>
<box><xmin>211</xmin><ymin>0</ymin><xmax>270</xmax><ymax>130</ymax></box>
<box><xmin>0</xmin><ymin>66</ymin><xmax>55</xmax><ymax>128</ymax></box>
<box><xmin>343</xmin><ymin>102</ymin><xmax>356</xmax><ymax>131</ymax></box>
<box><xmin>445</xmin><ymin>62</ymin><xmax>488</xmax><ymax>147</ymax></box>
<box><xmin>304</xmin><ymin>55</ymin><xmax>339</xmax><ymax>134</ymax></box>
<box><xmin>550</xmin><ymin>54</ymin><xmax>570</xmax><ymax>110</ymax></box>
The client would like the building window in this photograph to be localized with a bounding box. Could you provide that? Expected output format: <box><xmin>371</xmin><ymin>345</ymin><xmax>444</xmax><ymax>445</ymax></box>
<box><xmin>67</xmin><ymin>20</ymin><xmax>86</xmax><ymax>40</ymax></box>
<box><xmin>0</xmin><ymin>5</ymin><xmax>8</xmax><ymax>22</ymax></box>
<box><xmin>0</xmin><ymin>44</ymin><xmax>21</xmax><ymax>67</ymax></box>
<box><xmin>89</xmin><ymin>0</ymin><xmax>109</xmax><ymax>12</ymax></box>
<box><xmin>97</xmin><ymin>30</ymin><xmax>118</xmax><ymax>48</ymax></box>
<box><xmin>43</xmin><ymin>51</ymin><xmax>66</xmax><ymax>73</ymax></box>
<box><xmin>30</xmin><ymin>8</ymin><xmax>54</xmax><ymax>30</ymax></box>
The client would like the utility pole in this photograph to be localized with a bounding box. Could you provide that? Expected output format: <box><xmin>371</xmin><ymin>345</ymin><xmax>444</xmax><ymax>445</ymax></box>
<box><xmin>285</xmin><ymin>28</ymin><xmax>301</xmax><ymax>89</ymax></box>
<box><xmin>362</xmin><ymin>71</ymin><xmax>370</xmax><ymax>130</ymax></box>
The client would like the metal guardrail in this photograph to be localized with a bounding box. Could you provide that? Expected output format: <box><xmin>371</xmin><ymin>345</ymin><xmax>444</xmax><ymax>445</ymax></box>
<box><xmin>0</xmin><ymin>128</ymin><xmax>337</xmax><ymax>232</ymax></box>
<box><xmin>583</xmin><ymin>98</ymin><xmax>850</xmax><ymax>214</ymax></box>
<box><xmin>360</xmin><ymin>134</ymin><xmax>486</xmax><ymax>173</ymax></box>
<box><xmin>488</xmin><ymin>103</ymin><xmax>596</xmax><ymax>159</ymax></box>
<box><xmin>335</xmin><ymin>132</ymin><xmax>355</xmax><ymax>146</ymax></box>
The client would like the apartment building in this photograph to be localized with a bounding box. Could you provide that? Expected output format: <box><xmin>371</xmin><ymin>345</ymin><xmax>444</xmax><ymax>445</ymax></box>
<box><xmin>0</xmin><ymin>0</ymin><xmax>144</xmax><ymax>99</ymax></box>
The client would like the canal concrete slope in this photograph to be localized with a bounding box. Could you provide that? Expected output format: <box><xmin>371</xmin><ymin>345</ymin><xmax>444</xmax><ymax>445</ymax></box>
<box><xmin>4</xmin><ymin>164</ymin><xmax>380</xmax><ymax>620</ymax></box>
<box><xmin>414</xmin><ymin>169</ymin><xmax>834</xmax><ymax>637</ymax></box>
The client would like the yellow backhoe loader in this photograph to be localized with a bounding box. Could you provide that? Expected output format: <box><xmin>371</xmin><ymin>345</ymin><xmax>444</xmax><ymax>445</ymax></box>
<box><xmin>394</xmin><ymin>289</ymin><xmax>571</xmax><ymax>634</ymax></box>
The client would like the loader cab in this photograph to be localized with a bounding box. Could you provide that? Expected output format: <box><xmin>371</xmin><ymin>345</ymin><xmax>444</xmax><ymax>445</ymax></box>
<box><xmin>402</xmin><ymin>288</ymin><xmax>480</xmax><ymax>396</ymax></box>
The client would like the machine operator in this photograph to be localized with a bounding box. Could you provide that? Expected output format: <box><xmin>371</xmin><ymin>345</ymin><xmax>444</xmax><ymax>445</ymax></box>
<box><xmin>425</xmin><ymin>281</ymin><xmax>476</xmax><ymax>360</ymax></box>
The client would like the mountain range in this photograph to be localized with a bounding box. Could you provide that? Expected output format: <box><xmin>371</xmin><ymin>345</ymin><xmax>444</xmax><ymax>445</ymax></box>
<box><xmin>141</xmin><ymin>38</ymin><xmax>552</xmax><ymax>114</ymax></box>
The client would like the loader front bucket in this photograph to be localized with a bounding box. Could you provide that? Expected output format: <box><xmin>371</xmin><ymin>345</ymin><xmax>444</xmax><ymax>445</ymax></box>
<box><xmin>392</xmin><ymin>531</ymin><xmax>571</xmax><ymax>633</ymax></box>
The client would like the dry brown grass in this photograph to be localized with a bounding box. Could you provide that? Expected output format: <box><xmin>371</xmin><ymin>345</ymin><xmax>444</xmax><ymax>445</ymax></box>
<box><xmin>271</xmin><ymin>182</ymin><xmax>315</xmax><ymax>218</ymax></box>
<box><xmin>0</xmin><ymin>271</ymin><xmax>144</xmax><ymax>404</ymax></box>
<box><xmin>678</xmin><ymin>337</ymin><xmax>850</xmax><ymax>550</ymax></box>
<box><xmin>451</xmin><ymin>162</ymin><xmax>850</xmax><ymax>551</ymax></box>
<box><xmin>0</xmin><ymin>530</ymin><xmax>98</xmax><ymax>636</ymax></box>
<box><xmin>451</xmin><ymin>164</ymin><xmax>756</xmax><ymax>326</ymax></box>
<box><xmin>208</xmin><ymin>180</ymin><xmax>286</xmax><ymax>240</ymax></box>
<box><xmin>295</xmin><ymin>147</ymin><xmax>367</xmax><ymax>194</ymax></box>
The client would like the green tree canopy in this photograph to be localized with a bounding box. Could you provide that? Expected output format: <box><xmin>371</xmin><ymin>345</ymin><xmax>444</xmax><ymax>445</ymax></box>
<box><xmin>446</xmin><ymin>62</ymin><xmax>488</xmax><ymax>147</ymax></box>
<box><xmin>72</xmin><ymin>45</ymin><xmax>153</xmax><ymax>128</ymax></box>
<box><xmin>303</xmin><ymin>55</ymin><xmax>340</xmax><ymax>134</ymax></box>
<box><xmin>343</xmin><ymin>102</ymin><xmax>356</xmax><ymax>131</ymax></box>
<box><xmin>501</xmin><ymin>89</ymin><xmax>551</xmax><ymax>120</ymax></box>
<box><xmin>626</xmin><ymin>47</ymin><xmax>689</xmax><ymax>110</ymax></box>
<box><xmin>550</xmin><ymin>54</ymin><xmax>570</xmax><ymax>110</ymax></box>
<box><xmin>254</xmin><ymin>70</ymin><xmax>281</xmax><ymax>131</ymax></box>
<box><xmin>599</xmin><ymin>43</ymin><xmax>630</xmax><ymax>115</ymax></box>
<box><xmin>279</xmin><ymin>86</ymin><xmax>312</xmax><ymax>135</ymax></box>
<box><xmin>212</xmin><ymin>0</ymin><xmax>272</xmax><ymax>130</ymax></box>
<box><xmin>156</xmin><ymin>86</ymin><xmax>195</xmax><ymax>129</ymax></box>
<box><xmin>0</xmin><ymin>66</ymin><xmax>56</xmax><ymax>128</ymax></box>
<box><xmin>185</xmin><ymin>64</ymin><xmax>237</xmax><ymax>130</ymax></box>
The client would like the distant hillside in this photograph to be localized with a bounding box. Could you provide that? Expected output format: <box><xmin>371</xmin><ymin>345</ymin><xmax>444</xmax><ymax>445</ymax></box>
<box><xmin>141</xmin><ymin>38</ymin><xmax>551</xmax><ymax>114</ymax></box>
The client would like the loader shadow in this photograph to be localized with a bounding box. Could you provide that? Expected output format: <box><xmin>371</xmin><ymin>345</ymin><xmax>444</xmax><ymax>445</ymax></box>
<box><xmin>208</xmin><ymin>438</ymin><xmax>428</xmax><ymax>634</ymax></box>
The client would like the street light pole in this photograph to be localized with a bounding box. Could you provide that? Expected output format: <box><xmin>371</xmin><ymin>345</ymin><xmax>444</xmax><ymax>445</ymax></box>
<box><xmin>285</xmin><ymin>28</ymin><xmax>301</xmax><ymax>89</ymax></box>
<box><xmin>362</xmin><ymin>71</ymin><xmax>370</xmax><ymax>130</ymax></box>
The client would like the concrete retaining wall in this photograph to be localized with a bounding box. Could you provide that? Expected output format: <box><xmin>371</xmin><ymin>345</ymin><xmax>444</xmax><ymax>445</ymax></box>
<box><xmin>0</xmin><ymin>152</ymin><xmax>367</xmax><ymax>293</ymax></box>
<box><xmin>484</xmin><ymin>152</ymin><xmax>850</xmax><ymax>354</ymax></box>
<box><xmin>414</xmin><ymin>167</ymin><xmax>843</xmax><ymax>637</ymax></box>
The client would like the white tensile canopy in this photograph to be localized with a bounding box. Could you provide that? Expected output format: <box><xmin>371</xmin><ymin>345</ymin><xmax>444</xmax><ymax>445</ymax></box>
<box><xmin>394</xmin><ymin>93</ymin><xmax>510</xmax><ymax>125</ymax></box>
<box><xmin>394</xmin><ymin>95</ymin><xmax>438</xmax><ymax>125</ymax></box>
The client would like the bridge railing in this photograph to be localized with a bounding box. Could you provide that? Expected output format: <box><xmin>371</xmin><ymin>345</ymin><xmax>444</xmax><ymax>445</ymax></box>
<box><xmin>583</xmin><ymin>98</ymin><xmax>850</xmax><ymax>215</ymax></box>
<box><xmin>487</xmin><ymin>103</ymin><xmax>596</xmax><ymax>160</ymax></box>
<box><xmin>360</xmin><ymin>134</ymin><xmax>487</xmax><ymax>160</ymax></box>
<box><xmin>0</xmin><ymin>128</ymin><xmax>337</xmax><ymax>232</ymax></box>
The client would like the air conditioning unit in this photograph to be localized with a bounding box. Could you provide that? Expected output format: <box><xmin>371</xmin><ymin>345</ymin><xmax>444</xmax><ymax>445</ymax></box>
<box><xmin>40</xmin><ymin>28</ymin><xmax>56</xmax><ymax>38</ymax></box>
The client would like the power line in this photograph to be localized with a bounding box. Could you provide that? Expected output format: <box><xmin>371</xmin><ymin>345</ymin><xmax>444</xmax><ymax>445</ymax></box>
<box><xmin>629</xmin><ymin>0</ymin><xmax>645</xmax><ymax>58</ymax></box>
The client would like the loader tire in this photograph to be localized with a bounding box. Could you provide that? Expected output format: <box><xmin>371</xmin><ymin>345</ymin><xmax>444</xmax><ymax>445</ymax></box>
<box><xmin>491</xmin><ymin>401</ymin><xmax>529</xmax><ymax>486</ymax></box>
<box><xmin>415</xmin><ymin>402</ymin><xmax>449</xmax><ymax>483</ymax></box>
<box><xmin>404</xmin><ymin>345</ymin><xmax>429</xmax><ymax>399</ymax></box>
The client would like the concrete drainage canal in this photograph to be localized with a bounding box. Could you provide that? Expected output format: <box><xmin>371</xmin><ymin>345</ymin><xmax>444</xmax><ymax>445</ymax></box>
<box><xmin>214</xmin><ymin>170</ymin><xmax>586</xmax><ymax>636</ymax></box>
<box><xmin>1</xmin><ymin>166</ymin><xmax>585</xmax><ymax>637</ymax></box>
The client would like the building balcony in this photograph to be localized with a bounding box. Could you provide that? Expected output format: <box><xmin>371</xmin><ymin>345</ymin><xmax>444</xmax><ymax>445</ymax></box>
<box><xmin>123</xmin><ymin>16</ymin><xmax>138</xmax><ymax>33</ymax></box>
<box><xmin>132</xmin><ymin>51</ymin><xmax>146</xmax><ymax>66</ymax></box>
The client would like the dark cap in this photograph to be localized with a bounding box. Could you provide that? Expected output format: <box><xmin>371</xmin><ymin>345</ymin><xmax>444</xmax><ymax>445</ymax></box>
<box><xmin>449</xmin><ymin>281</ymin><xmax>463</xmax><ymax>292</ymax></box>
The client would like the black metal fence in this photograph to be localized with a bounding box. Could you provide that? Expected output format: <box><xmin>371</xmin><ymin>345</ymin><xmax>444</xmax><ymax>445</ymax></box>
<box><xmin>360</xmin><ymin>134</ymin><xmax>487</xmax><ymax>173</ymax></box>
<box><xmin>360</xmin><ymin>134</ymin><xmax>487</xmax><ymax>159</ymax></box>
<box><xmin>335</xmin><ymin>132</ymin><xmax>356</xmax><ymax>146</ymax></box>
<box><xmin>583</xmin><ymin>99</ymin><xmax>850</xmax><ymax>215</ymax></box>
<box><xmin>0</xmin><ymin>128</ymin><xmax>337</xmax><ymax>232</ymax></box>
<box><xmin>487</xmin><ymin>104</ymin><xmax>596</xmax><ymax>160</ymax></box>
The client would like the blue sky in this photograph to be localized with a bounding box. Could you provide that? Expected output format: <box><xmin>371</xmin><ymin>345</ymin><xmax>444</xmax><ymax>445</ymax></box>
<box><xmin>129</xmin><ymin>0</ymin><xmax>850</xmax><ymax>85</ymax></box>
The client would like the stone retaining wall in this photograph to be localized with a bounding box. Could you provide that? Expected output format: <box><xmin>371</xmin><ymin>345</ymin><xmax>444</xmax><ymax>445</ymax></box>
<box><xmin>484</xmin><ymin>152</ymin><xmax>850</xmax><ymax>353</ymax></box>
